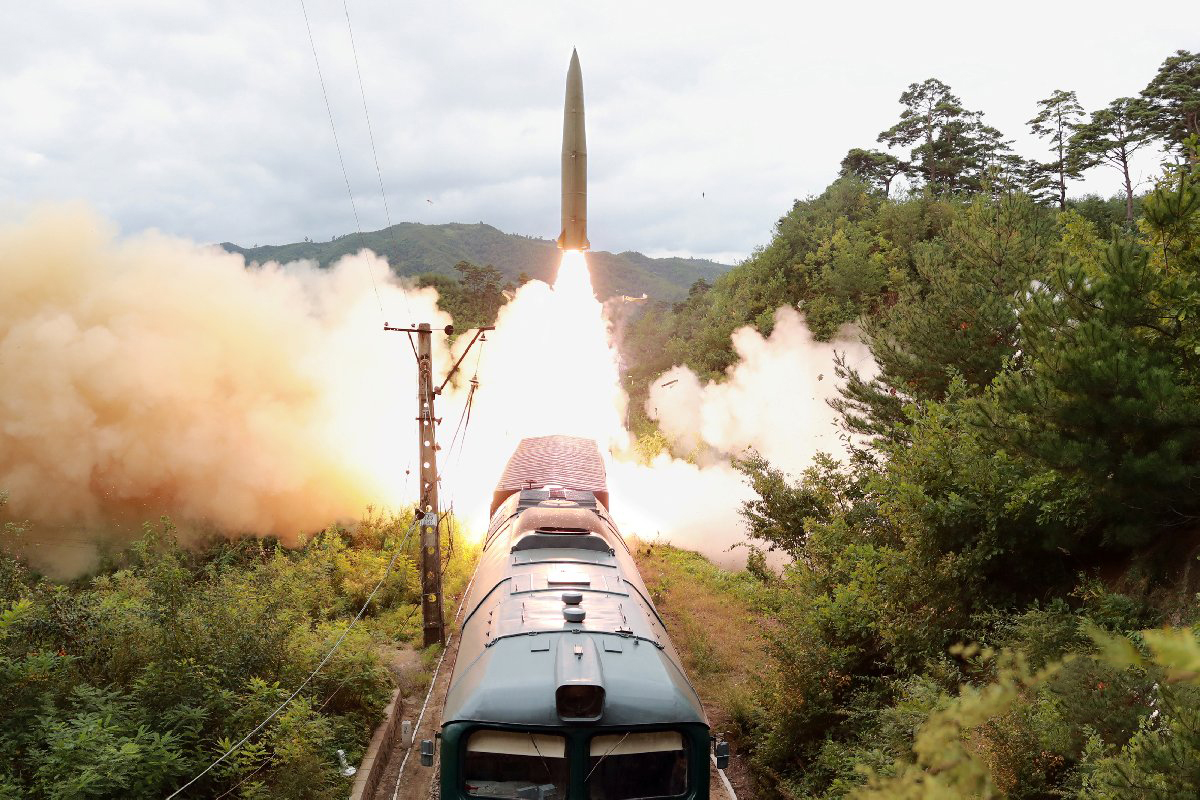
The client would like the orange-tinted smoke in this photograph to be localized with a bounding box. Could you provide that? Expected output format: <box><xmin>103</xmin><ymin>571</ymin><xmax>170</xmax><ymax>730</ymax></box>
<box><xmin>0</xmin><ymin>206</ymin><xmax>448</xmax><ymax>570</ymax></box>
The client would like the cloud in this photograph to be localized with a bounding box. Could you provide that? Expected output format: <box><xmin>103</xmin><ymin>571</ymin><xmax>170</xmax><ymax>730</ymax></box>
<box><xmin>2</xmin><ymin>0</ymin><xmax>1195</xmax><ymax>261</ymax></box>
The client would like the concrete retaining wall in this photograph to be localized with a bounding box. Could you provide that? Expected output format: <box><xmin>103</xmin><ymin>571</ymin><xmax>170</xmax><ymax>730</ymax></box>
<box><xmin>349</xmin><ymin>687</ymin><xmax>406</xmax><ymax>800</ymax></box>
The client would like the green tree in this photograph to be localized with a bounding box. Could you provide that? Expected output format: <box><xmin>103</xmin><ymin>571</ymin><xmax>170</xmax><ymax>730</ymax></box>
<box><xmin>1140</xmin><ymin>49</ymin><xmax>1200</xmax><ymax>162</ymax></box>
<box><xmin>833</xmin><ymin>192</ymin><xmax>1054</xmax><ymax>439</ymax></box>
<box><xmin>983</xmin><ymin>165</ymin><xmax>1200</xmax><ymax>548</ymax></box>
<box><xmin>419</xmin><ymin>261</ymin><xmax>508</xmax><ymax>329</ymax></box>
<box><xmin>878</xmin><ymin>78</ymin><xmax>969</xmax><ymax>191</ymax></box>
<box><xmin>1071</xmin><ymin>97</ymin><xmax>1154</xmax><ymax>223</ymax></box>
<box><xmin>454</xmin><ymin>260</ymin><xmax>506</xmax><ymax>325</ymax></box>
<box><xmin>839</xmin><ymin>148</ymin><xmax>907</xmax><ymax>197</ymax></box>
<box><xmin>878</xmin><ymin>79</ymin><xmax>1016</xmax><ymax>194</ymax></box>
<box><xmin>969</xmin><ymin>113</ymin><xmax>1026</xmax><ymax>193</ymax></box>
<box><xmin>1027</xmin><ymin>89</ymin><xmax>1086</xmax><ymax>209</ymax></box>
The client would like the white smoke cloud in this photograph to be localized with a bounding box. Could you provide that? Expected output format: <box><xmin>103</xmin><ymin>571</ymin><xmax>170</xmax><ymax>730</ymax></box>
<box><xmin>0</xmin><ymin>207</ymin><xmax>875</xmax><ymax>577</ymax></box>
<box><xmin>646</xmin><ymin>306</ymin><xmax>874</xmax><ymax>477</ymax></box>
<box><xmin>0</xmin><ymin>206</ymin><xmax>449</xmax><ymax>576</ymax></box>
<box><xmin>606</xmin><ymin>456</ymin><xmax>755</xmax><ymax>569</ymax></box>
<box><xmin>588</xmin><ymin>306</ymin><xmax>876</xmax><ymax>568</ymax></box>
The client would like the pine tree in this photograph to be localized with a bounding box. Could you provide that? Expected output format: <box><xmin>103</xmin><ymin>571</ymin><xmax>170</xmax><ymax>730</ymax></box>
<box><xmin>838</xmin><ymin>148</ymin><xmax>907</xmax><ymax>197</ymax></box>
<box><xmin>1027</xmin><ymin>89</ymin><xmax>1085</xmax><ymax>209</ymax></box>
<box><xmin>878</xmin><ymin>79</ymin><xmax>1018</xmax><ymax>195</ymax></box>
<box><xmin>1140</xmin><ymin>49</ymin><xmax>1200</xmax><ymax>163</ymax></box>
<box><xmin>984</xmin><ymin>163</ymin><xmax>1200</xmax><ymax>547</ymax></box>
<box><xmin>1070</xmin><ymin>97</ymin><xmax>1153</xmax><ymax>224</ymax></box>
<box><xmin>832</xmin><ymin>192</ymin><xmax>1054</xmax><ymax>439</ymax></box>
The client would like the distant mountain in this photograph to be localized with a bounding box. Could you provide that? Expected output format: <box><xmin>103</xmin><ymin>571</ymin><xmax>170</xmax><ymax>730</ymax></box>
<box><xmin>220</xmin><ymin>222</ymin><xmax>731</xmax><ymax>301</ymax></box>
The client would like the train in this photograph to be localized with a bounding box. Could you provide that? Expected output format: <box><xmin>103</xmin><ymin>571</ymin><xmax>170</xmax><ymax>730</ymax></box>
<box><xmin>418</xmin><ymin>434</ymin><xmax>726</xmax><ymax>799</ymax></box>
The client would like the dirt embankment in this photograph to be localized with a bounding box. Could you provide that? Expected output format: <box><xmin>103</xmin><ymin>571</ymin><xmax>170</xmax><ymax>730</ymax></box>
<box><xmin>633</xmin><ymin>541</ymin><xmax>775</xmax><ymax>799</ymax></box>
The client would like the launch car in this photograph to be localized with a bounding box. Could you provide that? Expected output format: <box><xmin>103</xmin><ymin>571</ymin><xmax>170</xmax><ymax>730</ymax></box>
<box><xmin>420</xmin><ymin>435</ymin><xmax>726</xmax><ymax>799</ymax></box>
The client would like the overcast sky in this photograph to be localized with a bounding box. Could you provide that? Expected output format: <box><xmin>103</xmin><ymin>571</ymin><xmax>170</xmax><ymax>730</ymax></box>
<box><xmin>4</xmin><ymin>1</ymin><xmax>1197</xmax><ymax>263</ymax></box>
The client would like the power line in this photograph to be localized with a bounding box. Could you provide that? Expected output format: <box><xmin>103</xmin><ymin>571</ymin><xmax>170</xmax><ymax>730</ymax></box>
<box><xmin>164</xmin><ymin>514</ymin><xmax>426</xmax><ymax>800</ymax></box>
<box><xmin>298</xmin><ymin>0</ymin><xmax>386</xmax><ymax>321</ymax></box>
<box><xmin>434</xmin><ymin>335</ymin><xmax>485</xmax><ymax>522</ymax></box>
<box><xmin>340</xmin><ymin>0</ymin><xmax>415</xmax><ymax>325</ymax></box>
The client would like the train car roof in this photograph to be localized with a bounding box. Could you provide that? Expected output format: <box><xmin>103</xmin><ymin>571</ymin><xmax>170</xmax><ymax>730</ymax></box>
<box><xmin>490</xmin><ymin>434</ymin><xmax>610</xmax><ymax>515</ymax></box>
<box><xmin>443</xmin><ymin>478</ymin><xmax>706</xmax><ymax>730</ymax></box>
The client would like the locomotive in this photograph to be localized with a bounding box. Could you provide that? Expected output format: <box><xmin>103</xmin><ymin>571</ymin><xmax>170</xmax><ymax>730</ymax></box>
<box><xmin>419</xmin><ymin>435</ymin><xmax>725</xmax><ymax>799</ymax></box>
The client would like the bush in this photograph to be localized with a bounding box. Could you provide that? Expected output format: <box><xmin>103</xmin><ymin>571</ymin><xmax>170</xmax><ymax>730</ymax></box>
<box><xmin>0</xmin><ymin>510</ymin><xmax>472</xmax><ymax>799</ymax></box>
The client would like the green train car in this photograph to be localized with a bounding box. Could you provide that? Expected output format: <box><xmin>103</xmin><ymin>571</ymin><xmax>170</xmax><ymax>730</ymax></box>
<box><xmin>420</xmin><ymin>435</ymin><xmax>726</xmax><ymax>799</ymax></box>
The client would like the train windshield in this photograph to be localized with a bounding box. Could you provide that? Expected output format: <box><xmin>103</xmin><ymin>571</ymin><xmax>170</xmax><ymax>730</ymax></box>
<box><xmin>464</xmin><ymin>730</ymin><xmax>568</xmax><ymax>799</ymax></box>
<box><xmin>586</xmin><ymin>731</ymin><xmax>688</xmax><ymax>799</ymax></box>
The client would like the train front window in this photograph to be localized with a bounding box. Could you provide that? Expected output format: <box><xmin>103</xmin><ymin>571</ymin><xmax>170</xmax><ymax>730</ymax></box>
<box><xmin>463</xmin><ymin>730</ymin><xmax>568</xmax><ymax>799</ymax></box>
<box><xmin>586</xmin><ymin>731</ymin><xmax>688</xmax><ymax>799</ymax></box>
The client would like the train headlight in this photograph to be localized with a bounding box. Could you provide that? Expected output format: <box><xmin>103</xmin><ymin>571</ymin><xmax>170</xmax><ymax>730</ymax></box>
<box><xmin>555</xmin><ymin>684</ymin><xmax>605</xmax><ymax>721</ymax></box>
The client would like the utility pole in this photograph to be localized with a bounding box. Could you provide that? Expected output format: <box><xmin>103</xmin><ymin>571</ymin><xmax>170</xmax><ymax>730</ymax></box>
<box><xmin>414</xmin><ymin>323</ymin><xmax>443</xmax><ymax>647</ymax></box>
<box><xmin>385</xmin><ymin>321</ymin><xmax>493</xmax><ymax>647</ymax></box>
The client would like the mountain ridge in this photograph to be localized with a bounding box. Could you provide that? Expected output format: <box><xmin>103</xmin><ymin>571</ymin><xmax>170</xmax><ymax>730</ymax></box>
<box><xmin>220</xmin><ymin>221</ymin><xmax>730</xmax><ymax>301</ymax></box>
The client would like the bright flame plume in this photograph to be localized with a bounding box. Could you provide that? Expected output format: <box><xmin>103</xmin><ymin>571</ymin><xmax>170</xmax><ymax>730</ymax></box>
<box><xmin>2</xmin><ymin>208</ymin><xmax>865</xmax><ymax>575</ymax></box>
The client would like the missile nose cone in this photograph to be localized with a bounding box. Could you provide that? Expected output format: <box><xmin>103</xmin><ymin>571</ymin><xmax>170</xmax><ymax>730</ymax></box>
<box><xmin>557</xmin><ymin>49</ymin><xmax>588</xmax><ymax>251</ymax></box>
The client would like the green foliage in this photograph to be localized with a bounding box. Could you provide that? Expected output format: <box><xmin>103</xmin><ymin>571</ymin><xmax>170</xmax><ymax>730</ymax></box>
<box><xmin>1140</xmin><ymin>50</ymin><xmax>1200</xmax><ymax>159</ymax></box>
<box><xmin>1069</xmin><ymin>193</ymin><xmax>1145</xmax><ymax>237</ymax></box>
<box><xmin>736</xmin><ymin>451</ymin><xmax>866</xmax><ymax>559</ymax></box>
<box><xmin>834</xmin><ymin>191</ymin><xmax>1054</xmax><ymax>439</ymax></box>
<box><xmin>418</xmin><ymin>260</ymin><xmax>509</xmax><ymax>329</ymax></box>
<box><xmin>984</xmin><ymin>164</ymin><xmax>1200</xmax><ymax>548</ymax></box>
<box><xmin>877</xmin><ymin>78</ymin><xmax>1021</xmax><ymax>195</ymax></box>
<box><xmin>717</xmin><ymin>156</ymin><xmax>1200</xmax><ymax>800</ymax></box>
<box><xmin>839</xmin><ymin>149</ymin><xmax>907</xmax><ymax>197</ymax></box>
<box><xmin>614</xmin><ymin>60</ymin><xmax>1200</xmax><ymax>800</ymax></box>
<box><xmin>0</xmin><ymin>513</ymin><xmax>477</xmax><ymax>799</ymax></box>
<box><xmin>1078</xmin><ymin>627</ymin><xmax>1200</xmax><ymax>799</ymax></box>
<box><xmin>1027</xmin><ymin>89</ymin><xmax>1086</xmax><ymax>209</ymax></box>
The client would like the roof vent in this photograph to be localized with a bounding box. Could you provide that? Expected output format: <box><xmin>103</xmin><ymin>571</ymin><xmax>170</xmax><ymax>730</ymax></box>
<box><xmin>563</xmin><ymin>607</ymin><xmax>586</xmax><ymax>623</ymax></box>
<box><xmin>561</xmin><ymin>591</ymin><xmax>583</xmax><ymax>605</ymax></box>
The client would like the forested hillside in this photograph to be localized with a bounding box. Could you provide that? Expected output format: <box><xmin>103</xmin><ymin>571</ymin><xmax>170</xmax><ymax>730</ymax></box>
<box><xmin>621</xmin><ymin>49</ymin><xmax>1200</xmax><ymax>798</ymax></box>
<box><xmin>221</xmin><ymin>222</ymin><xmax>727</xmax><ymax>302</ymax></box>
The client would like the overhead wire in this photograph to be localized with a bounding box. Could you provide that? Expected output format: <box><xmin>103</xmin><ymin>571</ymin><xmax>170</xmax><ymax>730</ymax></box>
<box><xmin>313</xmin><ymin>0</ymin><xmax>420</xmax><ymax>497</ymax></box>
<box><xmin>433</xmin><ymin>331</ymin><xmax>486</xmax><ymax>556</ymax></box>
<box><xmin>439</xmin><ymin>333</ymin><xmax>486</xmax><ymax>497</ymax></box>
<box><xmin>295</xmin><ymin>20</ymin><xmax>492</xmax><ymax>790</ymax></box>
<box><xmin>167</xmin><ymin>10</ymin><xmax>445</xmax><ymax>797</ymax></box>
<box><xmin>340</xmin><ymin>0</ymin><xmax>416</xmax><ymax>326</ymax></box>
<box><xmin>298</xmin><ymin>0</ymin><xmax>386</xmax><ymax>321</ymax></box>
<box><xmin>164</xmin><ymin>514</ymin><xmax>425</xmax><ymax>800</ymax></box>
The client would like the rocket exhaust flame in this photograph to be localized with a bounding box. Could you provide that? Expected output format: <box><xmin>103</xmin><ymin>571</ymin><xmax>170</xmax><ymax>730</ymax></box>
<box><xmin>1</xmin><ymin>50</ymin><xmax>868</xmax><ymax>578</ymax></box>
<box><xmin>0</xmin><ymin>209</ymin><xmax>861</xmax><ymax>578</ymax></box>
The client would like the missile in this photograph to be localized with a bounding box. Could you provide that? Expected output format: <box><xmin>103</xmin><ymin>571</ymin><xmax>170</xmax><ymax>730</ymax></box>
<box><xmin>557</xmin><ymin>48</ymin><xmax>589</xmax><ymax>251</ymax></box>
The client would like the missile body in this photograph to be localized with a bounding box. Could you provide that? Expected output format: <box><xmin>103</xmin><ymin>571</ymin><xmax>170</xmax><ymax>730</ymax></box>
<box><xmin>557</xmin><ymin>49</ymin><xmax>589</xmax><ymax>251</ymax></box>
